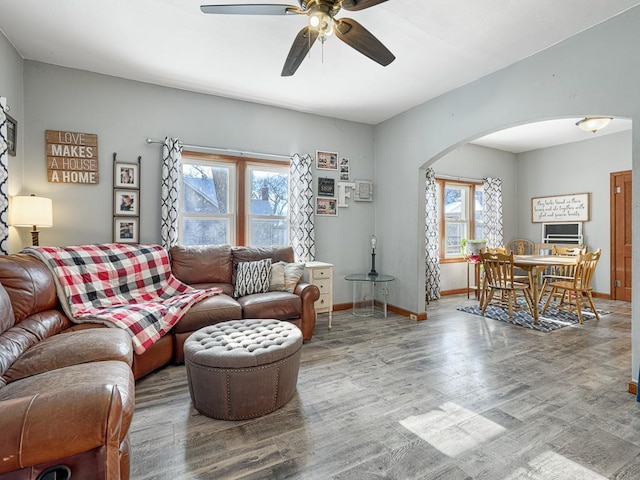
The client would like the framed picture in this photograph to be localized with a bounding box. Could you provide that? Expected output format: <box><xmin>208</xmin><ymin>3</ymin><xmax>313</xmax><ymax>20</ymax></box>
<box><xmin>316</xmin><ymin>150</ymin><xmax>338</xmax><ymax>170</ymax></box>
<box><xmin>318</xmin><ymin>177</ymin><xmax>335</xmax><ymax>197</ymax></box>
<box><xmin>114</xmin><ymin>162</ymin><xmax>139</xmax><ymax>188</ymax></box>
<box><xmin>114</xmin><ymin>217</ymin><xmax>139</xmax><ymax>243</ymax></box>
<box><xmin>316</xmin><ymin>197</ymin><xmax>338</xmax><ymax>216</ymax></box>
<box><xmin>354</xmin><ymin>179</ymin><xmax>374</xmax><ymax>202</ymax></box>
<box><xmin>6</xmin><ymin>113</ymin><xmax>16</xmax><ymax>156</ymax></box>
<box><xmin>339</xmin><ymin>157</ymin><xmax>350</xmax><ymax>180</ymax></box>
<box><xmin>114</xmin><ymin>189</ymin><xmax>139</xmax><ymax>216</ymax></box>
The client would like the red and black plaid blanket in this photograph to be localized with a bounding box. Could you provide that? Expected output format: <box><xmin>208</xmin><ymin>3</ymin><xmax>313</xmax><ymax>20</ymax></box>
<box><xmin>24</xmin><ymin>243</ymin><xmax>221</xmax><ymax>355</ymax></box>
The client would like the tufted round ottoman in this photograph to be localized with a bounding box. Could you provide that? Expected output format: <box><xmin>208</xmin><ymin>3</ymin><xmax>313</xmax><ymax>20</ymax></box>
<box><xmin>184</xmin><ymin>319</ymin><xmax>303</xmax><ymax>420</ymax></box>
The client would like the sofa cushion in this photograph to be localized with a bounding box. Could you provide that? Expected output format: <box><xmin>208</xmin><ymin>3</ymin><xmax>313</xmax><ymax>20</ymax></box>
<box><xmin>0</xmin><ymin>254</ymin><xmax>59</xmax><ymax>322</ymax></box>
<box><xmin>170</xmin><ymin>244</ymin><xmax>233</xmax><ymax>285</ymax></box>
<box><xmin>0</xmin><ymin>360</ymin><xmax>135</xmax><ymax>444</ymax></box>
<box><xmin>237</xmin><ymin>291</ymin><xmax>302</xmax><ymax>320</ymax></box>
<box><xmin>234</xmin><ymin>259</ymin><xmax>272</xmax><ymax>297</ymax></box>
<box><xmin>269</xmin><ymin>262</ymin><xmax>286</xmax><ymax>291</ymax></box>
<box><xmin>231</xmin><ymin>246</ymin><xmax>294</xmax><ymax>283</ymax></box>
<box><xmin>0</xmin><ymin>282</ymin><xmax>16</xmax><ymax>335</ymax></box>
<box><xmin>0</xmin><ymin>310</ymin><xmax>72</xmax><ymax>384</ymax></box>
<box><xmin>2</xmin><ymin>328</ymin><xmax>133</xmax><ymax>385</ymax></box>
<box><xmin>172</xmin><ymin>294</ymin><xmax>242</xmax><ymax>334</ymax></box>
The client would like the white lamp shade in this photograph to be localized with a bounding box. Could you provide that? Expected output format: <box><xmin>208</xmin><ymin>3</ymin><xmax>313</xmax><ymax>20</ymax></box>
<box><xmin>11</xmin><ymin>196</ymin><xmax>53</xmax><ymax>228</ymax></box>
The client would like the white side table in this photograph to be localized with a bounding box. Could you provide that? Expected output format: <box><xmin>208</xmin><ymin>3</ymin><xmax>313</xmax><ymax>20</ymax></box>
<box><xmin>302</xmin><ymin>261</ymin><xmax>334</xmax><ymax>329</ymax></box>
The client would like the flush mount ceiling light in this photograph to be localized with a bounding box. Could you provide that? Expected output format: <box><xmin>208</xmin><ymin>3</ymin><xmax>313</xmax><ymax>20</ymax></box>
<box><xmin>576</xmin><ymin>117</ymin><xmax>613</xmax><ymax>133</ymax></box>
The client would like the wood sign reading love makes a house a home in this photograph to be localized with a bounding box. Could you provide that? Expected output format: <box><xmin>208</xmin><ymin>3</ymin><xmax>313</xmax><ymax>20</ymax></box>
<box><xmin>46</xmin><ymin>130</ymin><xmax>99</xmax><ymax>184</ymax></box>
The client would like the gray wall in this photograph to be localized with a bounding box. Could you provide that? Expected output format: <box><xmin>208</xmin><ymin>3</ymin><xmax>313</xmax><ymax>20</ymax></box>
<box><xmin>518</xmin><ymin>131</ymin><xmax>632</xmax><ymax>294</ymax></box>
<box><xmin>16</xmin><ymin>60</ymin><xmax>377</xmax><ymax>306</ymax></box>
<box><xmin>374</xmin><ymin>6</ymin><xmax>640</xmax><ymax>379</ymax></box>
<box><xmin>0</xmin><ymin>32</ymin><xmax>26</xmax><ymax>254</ymax></box>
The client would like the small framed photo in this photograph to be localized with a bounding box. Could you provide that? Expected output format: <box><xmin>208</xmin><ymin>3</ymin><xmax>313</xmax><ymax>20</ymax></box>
<box><xmin>114</xmin><ymin>217</ymin><xmax>139</xmax><ymax>243</ymax></box>
<box><xmin>114</xmin><ymin>189</ymin><xmax>139</xmax><ymax>216</ymax></box>
<box><xmin>6</xmin><ymin>113</ymin><xmax>16</xmax><ymax>156</ymax></box>
<box><xmin>114</xmin><ymin>162</ymin><xmax>139</xmax><ymax>188</ymax></box>
<box><xmin>316</xmin><ymin>150</ymin><xmax>338</xmax><ymax>170</ymax></box>
<box><xmin>339</xmin><ymin>157</ymin><xmax>350</xmax><ymax>180</ymax></box>
<box><xmin>318</xmin><ymin>177</ymin><xmax>335</xmax><ymax>197</ymax></box>
<box><xmin>316</xmin><ymin>197</ymin><xmax>338</xmax><ymax>216</ymax></box>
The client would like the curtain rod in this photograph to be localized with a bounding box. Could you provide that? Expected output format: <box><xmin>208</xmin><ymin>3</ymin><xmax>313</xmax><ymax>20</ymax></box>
<box><xmin>145</xmin><ymin>138</ymin><xmax>291</xmax><ymax>162</ymax></box>
<box><xmin>436</xmin><ymin>173</ymin><xmax>484</xmax><ymax>183</ymax></box>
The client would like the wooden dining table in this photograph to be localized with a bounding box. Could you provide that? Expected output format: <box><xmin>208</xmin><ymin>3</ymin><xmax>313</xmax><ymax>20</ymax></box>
<box><xmin>512</xmin><ymin>254</ymin><xmax>578</xmax><ymax>323</ymax></box>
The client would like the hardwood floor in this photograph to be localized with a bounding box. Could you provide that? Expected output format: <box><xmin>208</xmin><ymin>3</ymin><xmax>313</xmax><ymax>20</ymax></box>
<box><xmin>130</xmin><ymin>295</ymin><xmax>640</xmax><ymax>479</ymax></box>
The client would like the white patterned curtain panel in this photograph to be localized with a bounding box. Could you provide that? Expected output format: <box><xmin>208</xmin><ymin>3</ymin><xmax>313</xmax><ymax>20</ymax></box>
<box><xmin>288</xmin><ymin>153</ymin><xmax>315</xmax><ymax>262</ymax></box>
<box><xmin>425</xmin><ymin>167</ymin><xmax>441</xmax><ymax>303</ymax></box>
<box><xmin>483</xmin><ymin>176</ymin><xmax>504</xmax><ymax>248</ymax></box>
<box><xmin>161</xmin><ymin>137</ymin><xmax>182</xmax><ymax>250</ymax></box>
<box><xmin>0</xmin><ymin>98</ymin><xmax>9</xmax><ymax>255</ymax></box>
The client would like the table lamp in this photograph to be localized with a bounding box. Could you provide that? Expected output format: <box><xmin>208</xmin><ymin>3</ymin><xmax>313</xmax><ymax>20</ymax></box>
<box><xmin>11</xmin><ymin>194</ymin><xmax>53</xmax><ymax>246</ymax></box>
<box><xmin>369</xmin><ymin>234</ymin><xmax>378</xmax><ymax>277</ymax></box>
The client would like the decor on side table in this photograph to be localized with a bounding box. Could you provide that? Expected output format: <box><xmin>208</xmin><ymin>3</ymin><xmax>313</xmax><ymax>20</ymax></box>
<box><xmin>369</xmin><ymin>234</ymin><xmax>378</xmax><ymax>277</ymax></box>
<box><xmin>113</xmin><ymin>152</ymin><xmax>141</xmax><ymax>243</ymax></box>
<box><xmin>10</xmin><ymin>194</ymin><xmax>53</xmax><ymax>246</ymax></box>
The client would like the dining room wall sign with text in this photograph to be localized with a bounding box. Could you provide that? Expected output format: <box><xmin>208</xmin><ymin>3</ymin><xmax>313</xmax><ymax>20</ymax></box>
<box><xmin>531</xmin><ymin>192</ymin><xmax>590</xmax><ymax>223</ymax></box>
<box><xmin>46</xmin><ymin>130</ymin><xmax>99</xmax><ymax>184</ymax></box>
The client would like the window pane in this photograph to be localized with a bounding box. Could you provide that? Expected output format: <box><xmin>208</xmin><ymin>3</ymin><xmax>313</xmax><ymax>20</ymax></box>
<box><xmin>251</xmin><ymin>219</ymin><xmax>288</xmax><ymax>246</ymax></box>
<box><xmin>446</xmin><ymin>222</ymin><xmax>467</xmax><ymax>255</ymax></box>
<box><xmin>250</xmin><ymin>169</ymin><xmax>288</xmax><ymax>216</ymax></box>
<box><xmin>182</xmin><ymin>218</ymin><xmax>228</xmax><ymax>245</ymax></box>
<box><xmin>444</xmin><ymin>186</ymin><xmax>466</xmax><ymax>220</ymax></box>
<box><xmin>182</xmin><ymin>164</ymin><xmax>229</xmax><ymax>214</ymax></box>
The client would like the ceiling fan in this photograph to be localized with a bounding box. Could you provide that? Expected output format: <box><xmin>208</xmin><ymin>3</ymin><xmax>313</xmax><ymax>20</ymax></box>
<box><xmin>200</xmin><ymin>0</ymin><xmax>395</xmax><ymax>76</ymax></box>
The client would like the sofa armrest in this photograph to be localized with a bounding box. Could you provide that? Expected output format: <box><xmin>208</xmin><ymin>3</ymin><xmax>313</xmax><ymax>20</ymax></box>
<box><xmin>295</xmin><ymin>281</ymin><xmax>320</xmax><ymax>341</ymax></box>
<box><xmin>0</xmin><ymin>384</ymin><xmax>123</xmax><ymax>475</ymax></box>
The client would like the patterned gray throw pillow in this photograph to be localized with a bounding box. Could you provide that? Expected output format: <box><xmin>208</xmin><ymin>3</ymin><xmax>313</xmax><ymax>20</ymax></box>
<box><xmin>234</xmin><ymin>258</ymin><xmax>272</xmax><ymax>297</ymax></box>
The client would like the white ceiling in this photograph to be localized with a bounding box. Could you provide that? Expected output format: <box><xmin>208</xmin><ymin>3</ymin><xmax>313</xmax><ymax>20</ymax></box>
<box><xmin>0</xmin><ymin>0</ymin><xmax>637</xmax><ymax>150</ymax></box>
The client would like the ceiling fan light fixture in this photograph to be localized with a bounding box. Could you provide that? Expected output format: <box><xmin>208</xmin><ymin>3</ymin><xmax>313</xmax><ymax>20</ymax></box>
<box><xmin>576</xmin><ymin>117</ymin><xmax>613</xmax><ymax>133</ymax></box>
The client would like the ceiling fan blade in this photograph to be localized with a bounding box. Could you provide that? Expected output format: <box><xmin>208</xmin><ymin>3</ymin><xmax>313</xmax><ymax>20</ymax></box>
<box><xmin>334</xmin><ymin>18</ymin><xmax>395</xmax><ymax>67</ymax></box>
<box><xmin>200</xmin><ymin>4</ymin><xmax>301</xmax><ymax>15</ymax></box>
<box><xmin>281</xmin><ymin>26</ymin><xmax>320</xmax><ymax>77</ymax></box>
<box><xmin>340</xmin><ymin>0</ymin><xmax>388</xmax><ymax>12</ymax></box>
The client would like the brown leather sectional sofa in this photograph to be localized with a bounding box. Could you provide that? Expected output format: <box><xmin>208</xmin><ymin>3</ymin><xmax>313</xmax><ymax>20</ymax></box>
<box><xmin>0</xmin><ymin>244</ymin><xmax>320</xmax><ymax>479</ymax></box>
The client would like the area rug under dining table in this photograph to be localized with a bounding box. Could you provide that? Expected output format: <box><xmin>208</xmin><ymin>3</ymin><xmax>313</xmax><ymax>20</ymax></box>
<box><xmin>457</xmin><ymin>301</ymin><xmax>610</xmax><ymax>332</ymax></box>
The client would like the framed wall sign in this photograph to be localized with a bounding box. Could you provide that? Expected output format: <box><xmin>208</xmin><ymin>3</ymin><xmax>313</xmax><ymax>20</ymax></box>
<box><xmin>531</xmin><ymin>192</ymin><xmax>590</xmax><ymax>223</ymax></box>
<box><xmin>316</xmin><ymin>150</ymin><xmax>338</xmax><ymax>170</ymax></box>
<box><xmin>316</xmin><ymin>197</ymin><xmax>338</xmax><ymax>216</ymax></box>
<box><xmin>318</xmin><ymin>177</ymin><xmax>335</xmax><ymax>197</ymax></box>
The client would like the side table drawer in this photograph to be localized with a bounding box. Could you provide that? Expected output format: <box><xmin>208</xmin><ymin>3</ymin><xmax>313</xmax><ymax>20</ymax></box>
<box><xmin>315</xmin><ymin>293</ymin><xmax>332</xmax><ymax>312</ymax></box>
<box><xmin>315</xmin><ymin>278</ymin><xmax>331</xmax><ymax>294</ymax></box>
<box><xmin>313</xmin><ymin>268</ymin><xmax>332</xmax><ymax>280</ymax></box>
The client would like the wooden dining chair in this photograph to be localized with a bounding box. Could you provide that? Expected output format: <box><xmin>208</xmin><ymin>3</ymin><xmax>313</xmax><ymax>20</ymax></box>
<box><xmin>506</xmin><ymin>239</ymin><xmax>535</xmax><ymax>255</ymax></box>
<box><xmin>541</xmin><ymin>249</ymin><xmax>601</xmax><ymax>324</ymax></box>
<box><xmin>476</xmin><ymin>246</ymin><xmax>507</xmax><ymax>304</ymax></box>
<box><xmin>480</xmin><ymin>251</ymin><xmax>534</xmax><ymax>322</ymax></box>
<box><xmin>538</xmin><ymin>245</ymin><xmax>586</xmax><ymax>303</ymax></box>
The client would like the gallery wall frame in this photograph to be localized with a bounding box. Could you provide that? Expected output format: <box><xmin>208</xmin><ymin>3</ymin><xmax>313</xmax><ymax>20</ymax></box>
<box><xmin>6</xmin><ymin>113</ymin><xmax>16</xmax><ymax>156</ymax></box>
<box><xmin>316</xmin><ymin>150</ymin><xmax>338</xmax><ymax>170</ymax></box>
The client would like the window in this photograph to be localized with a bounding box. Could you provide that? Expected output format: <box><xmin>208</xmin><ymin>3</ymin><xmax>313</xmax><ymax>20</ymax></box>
<box><xmin>246</xmin><ymin>164</ymin><xmax>289</xmax><ymax>246</ymax></box>
<box><xmin>180</xmin><ymin>153</ymin><xmax>289</xmax><ymax>246</ymax></box>
<box><xmin>437</xmin><ymin>179</ymin><xmax>483</xmax><ymax>260</ymax></box>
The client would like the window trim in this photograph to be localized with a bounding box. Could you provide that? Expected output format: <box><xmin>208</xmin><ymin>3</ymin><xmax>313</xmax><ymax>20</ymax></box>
<box><xmin>181</xmin><ymin>151</ymin><xmax>289</xmax><ymax>246</ymax></box>
<box><xmin>437</xmin><ymin>178</ymin><xmax>483</xmax><ymax>263</ymax></box>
